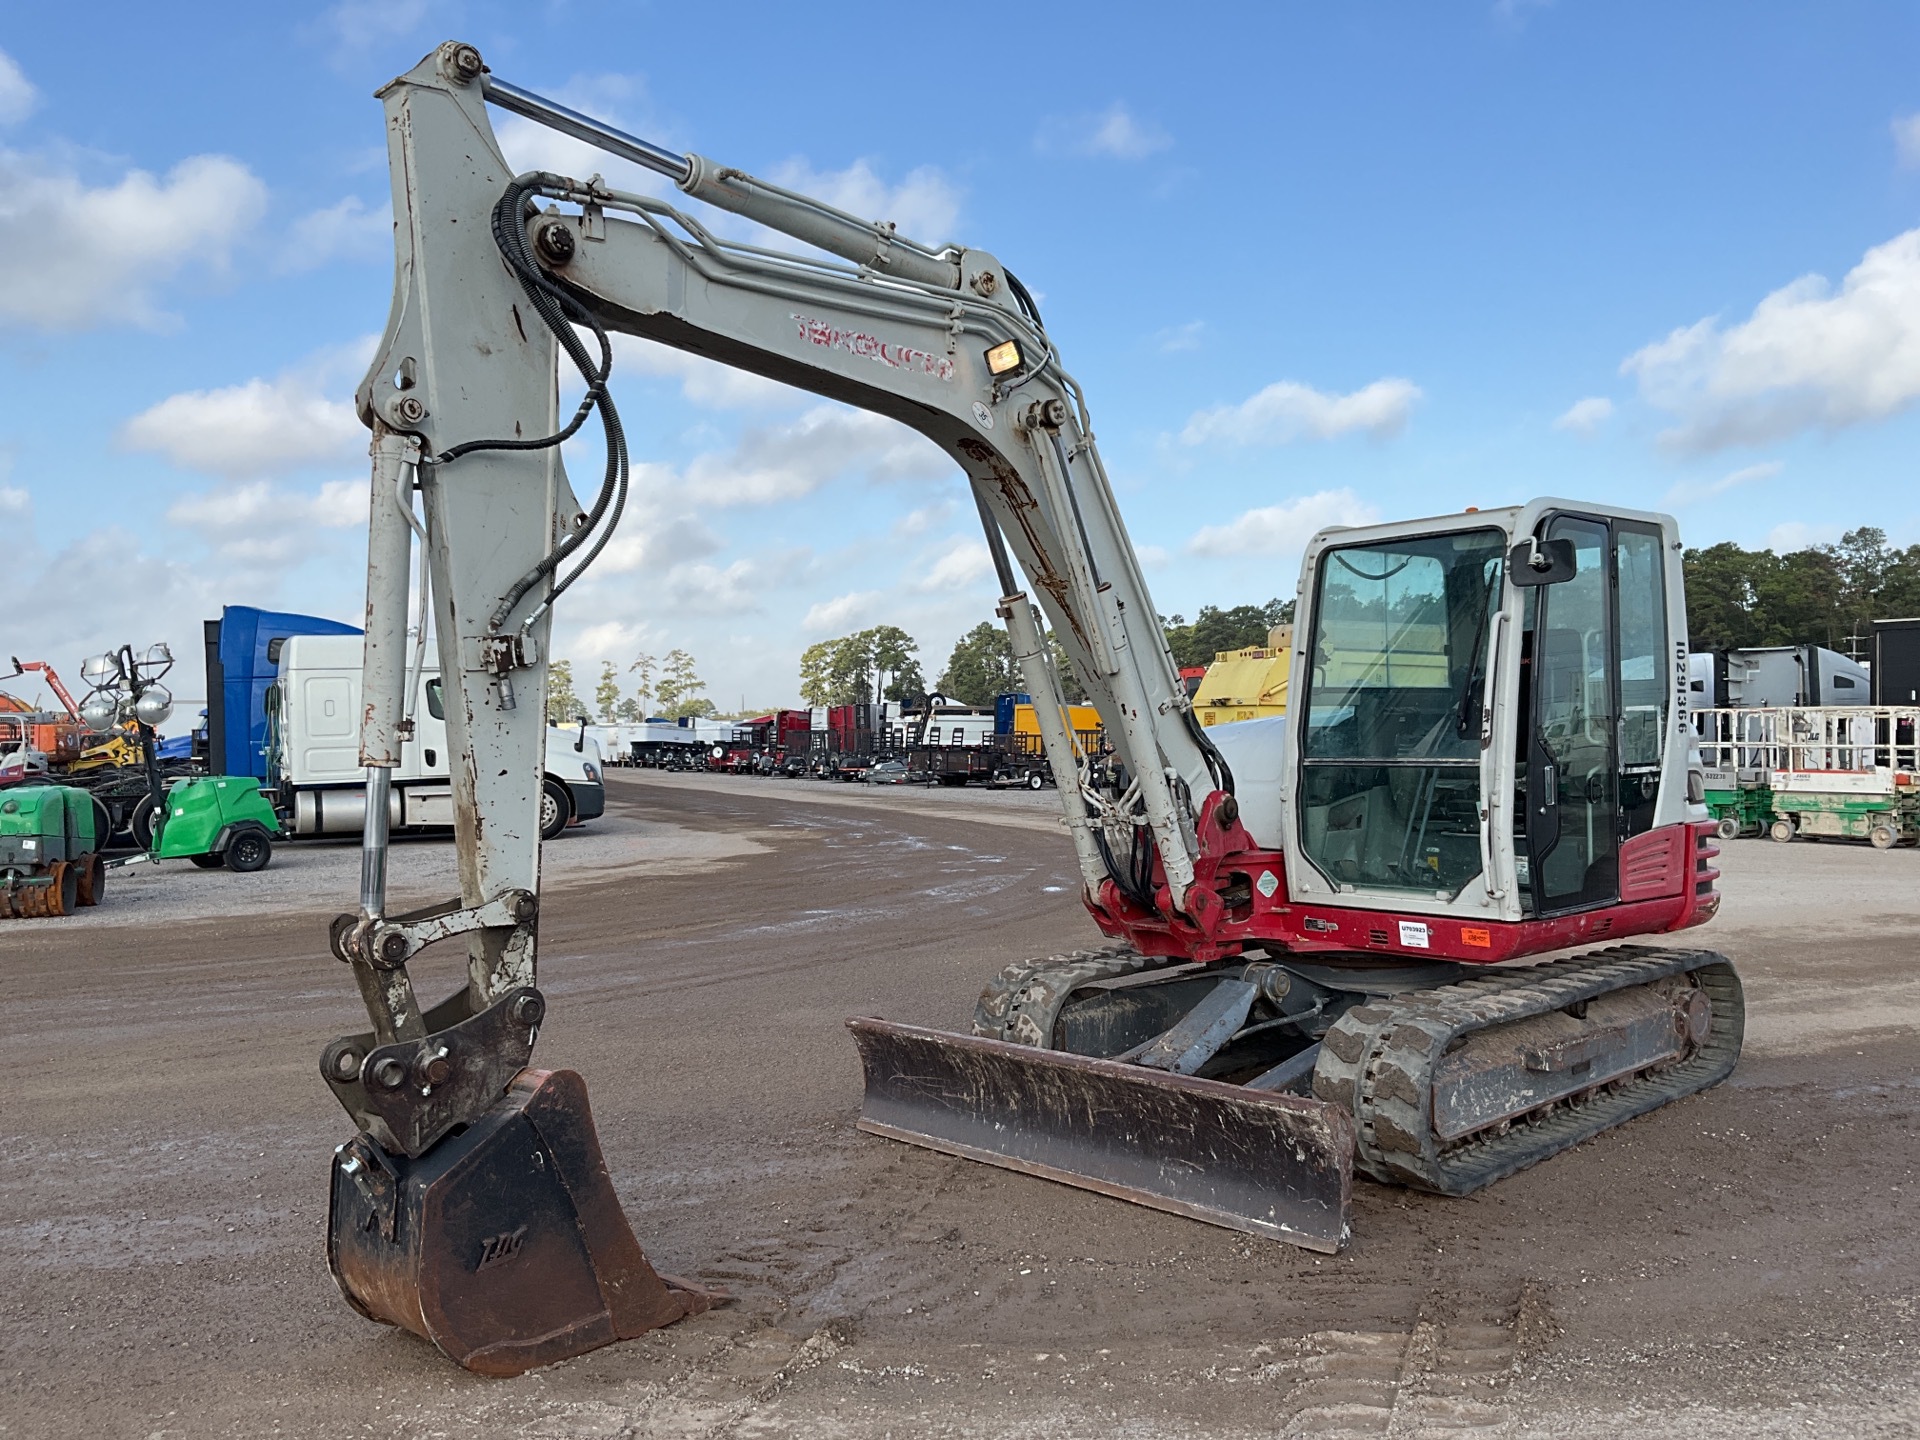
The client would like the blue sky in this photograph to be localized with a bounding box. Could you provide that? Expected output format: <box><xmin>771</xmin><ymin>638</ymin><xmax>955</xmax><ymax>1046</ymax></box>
<box><xmin>7</xmin><ymin>2</ymin><xmax>1920</xmax><ymax>717</ymax></box>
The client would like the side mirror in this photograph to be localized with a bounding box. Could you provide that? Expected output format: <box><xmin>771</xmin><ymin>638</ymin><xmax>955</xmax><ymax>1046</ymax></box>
<box><xmin>1508</xmin><ymin>537</ymin><xmax>1577</xmax><ymax>587</ymax></box>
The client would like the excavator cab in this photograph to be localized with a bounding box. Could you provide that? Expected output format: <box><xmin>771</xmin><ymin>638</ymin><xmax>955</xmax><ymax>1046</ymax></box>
<box><xmin>1278</xmin><ymin>499</ymin><xmax>1703</xmax><ymax>928</ymax></box>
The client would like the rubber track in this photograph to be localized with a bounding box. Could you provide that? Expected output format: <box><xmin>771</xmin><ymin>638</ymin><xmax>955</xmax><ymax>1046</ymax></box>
<box><xmin>970</xmin><ymin>943</ymin><xmax>1158</xmax><ymax>1046</ymax></box>
<box><xmin>1312</xmin><ymin>944</ymin><xmax>1744</xmax><ymax>1195</ymax></box>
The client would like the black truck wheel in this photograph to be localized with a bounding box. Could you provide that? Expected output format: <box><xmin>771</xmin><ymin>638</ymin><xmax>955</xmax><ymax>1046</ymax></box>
<box><xmin>226</xmin><ymin>830</ymin><xmax>273</xmax><ymax>873</ymax></box>
<box><xmin>539</xmin><ymin>778</ymin><xmax>572</xmax><ymax>841</ymax></box>
<box><xmin>128</xmin><ymin>795</ymin><xmax>156</xmax><ymax>851</ymax></box>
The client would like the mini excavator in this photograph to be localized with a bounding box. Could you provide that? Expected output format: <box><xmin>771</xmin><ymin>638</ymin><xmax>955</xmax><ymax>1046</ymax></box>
<box><xmin>322</xmin><ymin>42</ymin><xmax>1742</xmax><ymax>1375</ymax></box>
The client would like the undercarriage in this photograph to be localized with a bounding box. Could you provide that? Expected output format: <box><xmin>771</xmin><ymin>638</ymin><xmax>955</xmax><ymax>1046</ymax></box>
<box><xmin>853</xmin><ymin>941</ymin><xmax>1743</xmax><ymax>1248</ymax></box>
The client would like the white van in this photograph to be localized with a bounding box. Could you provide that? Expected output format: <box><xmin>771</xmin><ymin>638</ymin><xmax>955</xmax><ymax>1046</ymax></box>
<box><xmin>270</xmin><ymin>635</ymin><xmax>604</xmax><ymax>841</ymax></box>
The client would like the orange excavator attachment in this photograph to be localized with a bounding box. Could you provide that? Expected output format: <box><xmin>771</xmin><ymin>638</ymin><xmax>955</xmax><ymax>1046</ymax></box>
<box><xmin>328</xmin><ymin>1067</ymin><xmax>724</xmax><ymax>1377</ymax></box>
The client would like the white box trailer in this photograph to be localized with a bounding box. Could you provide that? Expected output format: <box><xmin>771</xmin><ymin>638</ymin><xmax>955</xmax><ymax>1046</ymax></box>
<box><xmin>273</xmin><ymin>635</ymin><xmax>605</xmax><ymax>839</ymax></box>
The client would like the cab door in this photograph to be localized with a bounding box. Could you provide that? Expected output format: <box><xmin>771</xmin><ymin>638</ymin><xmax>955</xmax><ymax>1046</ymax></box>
<box><xmin>1524</xmin><ymin>515</ymin><xmax>1620</xmax><ymax>914</ymax></box>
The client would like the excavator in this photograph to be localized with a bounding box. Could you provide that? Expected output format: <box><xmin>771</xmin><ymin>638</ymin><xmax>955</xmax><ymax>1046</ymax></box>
<box><xmin>321</xmin><ymin>41</ymin><xmax>1742</xmax><ymax>1376</ymax></box>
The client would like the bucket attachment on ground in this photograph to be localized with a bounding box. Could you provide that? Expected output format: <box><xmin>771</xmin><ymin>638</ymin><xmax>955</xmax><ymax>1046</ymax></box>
<box><xmin>328</xmin><ymin>1067</ymin><xmax>725</xmax><ymax>1377</ymax></box>
<box><xmin>848</xmin><ymin>1018</ymin><xmax>1355</xmax><ymax>1253</ymax></box>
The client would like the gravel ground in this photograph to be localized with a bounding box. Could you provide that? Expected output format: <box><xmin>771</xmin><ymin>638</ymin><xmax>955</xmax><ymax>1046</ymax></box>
<box><xmin>3</xmin><ymin>769</ymin><xmax>1916</xmax><ymax>1438</ymax></box>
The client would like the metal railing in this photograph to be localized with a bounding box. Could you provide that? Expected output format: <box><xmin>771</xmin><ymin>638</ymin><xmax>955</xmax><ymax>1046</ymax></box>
<box><xmin>1693</xmin><ymin>706</ymin><xmax>1920</xmax><ymax>775</ymax></box>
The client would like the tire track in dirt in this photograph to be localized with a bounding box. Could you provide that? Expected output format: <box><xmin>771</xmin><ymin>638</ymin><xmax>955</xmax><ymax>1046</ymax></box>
<box><xmin>1272</xmin><ymin>1285</ymin><xmax>1550</xmax><ymax>1438</ymax></box>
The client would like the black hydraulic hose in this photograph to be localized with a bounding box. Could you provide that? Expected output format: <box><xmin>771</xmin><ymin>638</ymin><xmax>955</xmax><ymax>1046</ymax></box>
<box><xmin>1093</xmin><ymin>826</ymin><xmax>1155</xmax><ymax>912</ymax></box>
<box><xmin>1183</xmin><ymin>704</ymin><xmax>1236</xmax><ymax>797</ymax></box>
<box><xmin>1004</xmin><ymin>268</ymin><xmax>1044</xmax><ymax>332</ymax></box>
<box><xmin>420</xmin><ymin>173</ymin><xmax>632</xmax><ymax>634</ymax></box>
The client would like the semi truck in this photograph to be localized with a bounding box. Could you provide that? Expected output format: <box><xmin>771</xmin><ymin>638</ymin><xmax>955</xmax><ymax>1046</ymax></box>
<box><xmin>1687</xmin><ymin>644</ymin><xmax>1869</xmax><ymax>708</ymax></box>
<box><xmin>271</xmin><ymin>635</ymin><xmax>604</xmax><ymax>841</ymax></box>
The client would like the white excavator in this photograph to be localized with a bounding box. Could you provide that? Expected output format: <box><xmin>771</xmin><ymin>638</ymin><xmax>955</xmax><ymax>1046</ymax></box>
<box><xmin>322</xmin><ymin>41</ymin><xmax>1742</xmax><ymax>1376</ymax></box>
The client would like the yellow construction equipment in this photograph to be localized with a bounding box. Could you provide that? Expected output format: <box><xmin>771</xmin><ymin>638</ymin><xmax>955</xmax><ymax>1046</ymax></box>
<box><xmin>1010</xmin><ymin>701</ymin><xmax>1102</xmax><ymax>743</ymax></box>
<box><xmin>1194</xmin><ymin>626</ymin><xmax>1292</xmax><ymax>726</ymax></box>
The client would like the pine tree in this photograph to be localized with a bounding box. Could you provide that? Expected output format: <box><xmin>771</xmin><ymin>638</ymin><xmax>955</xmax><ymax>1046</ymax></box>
<box><xmin>545</xmin><ymin>660</ymin><xmax>584</xmax><ymax>726</ymax></box>
<box><xmin>594</xmin><ymin>662</ymin><xmax>621</xmax><ymax>724</ymax></box>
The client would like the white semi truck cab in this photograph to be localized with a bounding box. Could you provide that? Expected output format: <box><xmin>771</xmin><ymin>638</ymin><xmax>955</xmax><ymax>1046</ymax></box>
<box><xmin>271</xmin><ymin>634</ymin><xmax>603</xmax><ymax>840</ymax></box>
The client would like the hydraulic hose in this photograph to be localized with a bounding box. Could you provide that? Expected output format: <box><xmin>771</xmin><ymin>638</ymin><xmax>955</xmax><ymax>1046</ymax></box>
<box><xmin>423</xmin><ymin>173</ymin><xmax>632</xmax><ymax>635</ymax></box>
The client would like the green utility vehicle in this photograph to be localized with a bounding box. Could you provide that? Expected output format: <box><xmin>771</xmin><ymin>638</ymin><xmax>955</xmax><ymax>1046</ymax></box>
<box><xmin>1701</xmin><ymin>766</ymin><xmax>1777</xmax><ymax>840</ymax></box>
<box><xmin>150</xmin><ymin>775</ymin><xmax>280</xmax><ymax>871</ymax></box>
<box><xmin>1766</xmin><ymin>768</ymin><xmax>1920</xmax><ymax>850</ymax></box>
<box><xmin>0</xmin><ymin>785</ymin><xmax>106</xmax><ymax>917</ymax></box>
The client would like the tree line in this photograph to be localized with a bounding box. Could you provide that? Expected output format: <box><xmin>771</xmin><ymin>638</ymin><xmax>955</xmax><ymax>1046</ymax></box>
<box><xmin>545</xmin><ymin>649</ymin><xmax>714</xmax><ymax>726</ymax></box>
<box><xmin>540</xmin><ymin>595</ymin><xmax>1297</xmax><ymax>725</ymax></box>
<box><xmin>542</xmin><ymin>528</ymin><xmax>1920</xmax><ymax>727</ymax></box>
<box><xmin>803</xmin><ymin>597</ymin><xmax>1294</xmax><ymax>709</ymax></box>
<box><xmin>1683</xmin><ymin>527</ymin><xmax>1918</xmax><ymax>655</ymax></box>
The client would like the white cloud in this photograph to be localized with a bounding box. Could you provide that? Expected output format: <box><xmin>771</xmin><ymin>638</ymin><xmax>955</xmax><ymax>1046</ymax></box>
<box><xmin>1135</xmin><ymin>543</ymin><xmax>1169</xmax><ymax>569</ymax></box>
<box><xmin>308</xmin><ymin>0</ymin><xmax>433</xmax><ymax>55</ymax></box>
<box><xmin>1180</xmin><ymin>378</ymin><xmax>1421</xmax><ymax>446</ymax></box>
<box><xmin>1623</xmin><ymin>227</ymin><xmax>1920</xmax><ymax>451</ymax></box>
<box><xmin>1187</xmin><ymin>489</ymin><xmax>1382</xmax><ymax>558</ymax></box>
<box><xmin>915</xmin><ymin>539</ymin><xmax>993</xmax><ymax>592</ymax></box>
<box><xmin>673</xmin><ymin>559</ymin><xmax>763</xmax><ymax>615</ymax></box>
<box><xmin>804</xmin><ymin>590</ymin><xmax>885</xmax><ymax>633</ymax></box>
<box><xmin>680</xmin><ymin>404</ymin><xmax>949</xmax><ymax>506</ymax></box>
<box><xmin>1</xmin><ymin>481</ymin><xmax>360</xmax><ymax>729</ymax></box>
<box><xmin>893</xmin><ymin>500</ymin><xmax>957</xmax><ymax>539</ymax></box>
<box><xmin>1663</xmin><ymin>460</ymin><xmax>1784</xmax><ymax>508</ymax></box>
<box><xmin>0</xmin><ymin>483</ymin><xmax>28</xmax><ymax>516</ymax></box>
<box><xmin>767</xmin><ymin>157</ymin><xmax>962</xmax><ymax>248</ymax></box>
<box><xmin>121</xmin><ymin>370</ymin><xmax>363</xmax><ymax>480</ymax></box>
<box><xmin>1553</xmin><ymin>396</ymin><xmax>1614</xmax><ymax>435</ymax></box>
<box><xmin>1037</xmin><ymin>104</ymin><xmax>1172</xmax><ymax>160</ymax></box>
<box><xmin>595</xmin><ymin>502</ymin><xmax>725</xmax><ymax>575</ymax></box>
<box><xmin>165</xmin><ymin>478</ymin><xmax>367</xmax><ymax>566</ymax></box>
<box><xmin>1155</xmin><ymin>320</ymin><xmax>1205</xmax><ymax>354</ymax></box>
<box><xmin>0</xmin><ymin>48</ymin><xmax>37</xmax><ymax>126</ymax></box>
<box><xmin>1895</xmin><ymin>114</ymin><xmax>1920</xmax><ymax>169</ymax></box>
<box><xmin>2</xmin><ymin>512</ymin><xmax>263</xmax><ymax>716</ymax></box>
<box><xmin>572</xmin><ymin>620</ymin><xmax>650</xmax><ymax>663</ymax></box>
<box><xmin>1765</xmin><ymin>520</ymin><xmax>1840</xmax><ymax>552</ymax></box>
<box><xmin>611</xmin><ymin>333</ymin><xmax>803</xmax><ymax>410</ymax></box>
<box><xmin>279</xmin><ymin>195</ymin><xmax>389</xmax><ymax>273</ymax></box>
<box><xmin>0</xmin><ymin>149</ymin><xmax>267</xmax><ymax>331</ymax></box>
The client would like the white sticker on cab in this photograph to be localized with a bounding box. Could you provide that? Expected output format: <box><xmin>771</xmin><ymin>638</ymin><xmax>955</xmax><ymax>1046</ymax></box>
<box><xmin>1397</xmin><ymin>920</ymin><xmax>1430</xmax><ymax>949</ymax></box>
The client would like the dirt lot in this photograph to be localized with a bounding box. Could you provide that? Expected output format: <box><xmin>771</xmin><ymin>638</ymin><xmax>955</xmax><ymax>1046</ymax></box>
<box><xmin>4</xmin><ymin>769</ymin><xmax>1917</xmax><ymax>1438</ymax></box>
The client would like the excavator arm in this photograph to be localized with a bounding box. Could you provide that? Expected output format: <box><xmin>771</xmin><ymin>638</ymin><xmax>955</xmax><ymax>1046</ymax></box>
<box><xmin>322</xmin><ymin>40</ymin><xmax>1252</xmax><ymax>1375</ymax></box>
<box><xmin>321</xmin><ymin>43</ymin><xmax>1739</xmax><ymax>1375</ymax></box>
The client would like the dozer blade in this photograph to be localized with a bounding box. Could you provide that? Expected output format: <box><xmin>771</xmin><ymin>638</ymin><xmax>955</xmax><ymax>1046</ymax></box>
<box><xmin>328</xmin><ymin>1067</ymin><xmax>724</xmax><ymax>1377</ymax></box>
<box><xmin>848</xmin><ymin>1019</ymin><xmax>1355</xmax><ymax>1253</ymax></box>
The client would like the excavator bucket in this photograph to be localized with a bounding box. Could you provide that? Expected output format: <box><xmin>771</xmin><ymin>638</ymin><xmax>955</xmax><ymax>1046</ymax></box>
<box><xmin>848</xmin><ymin>1019</ymin><xmax>1356</xmax><ymax>1253</ymax></box>
<box><xmin>328</xmin><ymin>1068</ymin><xmax>724</xmax><ymax>1377</ymax></box>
